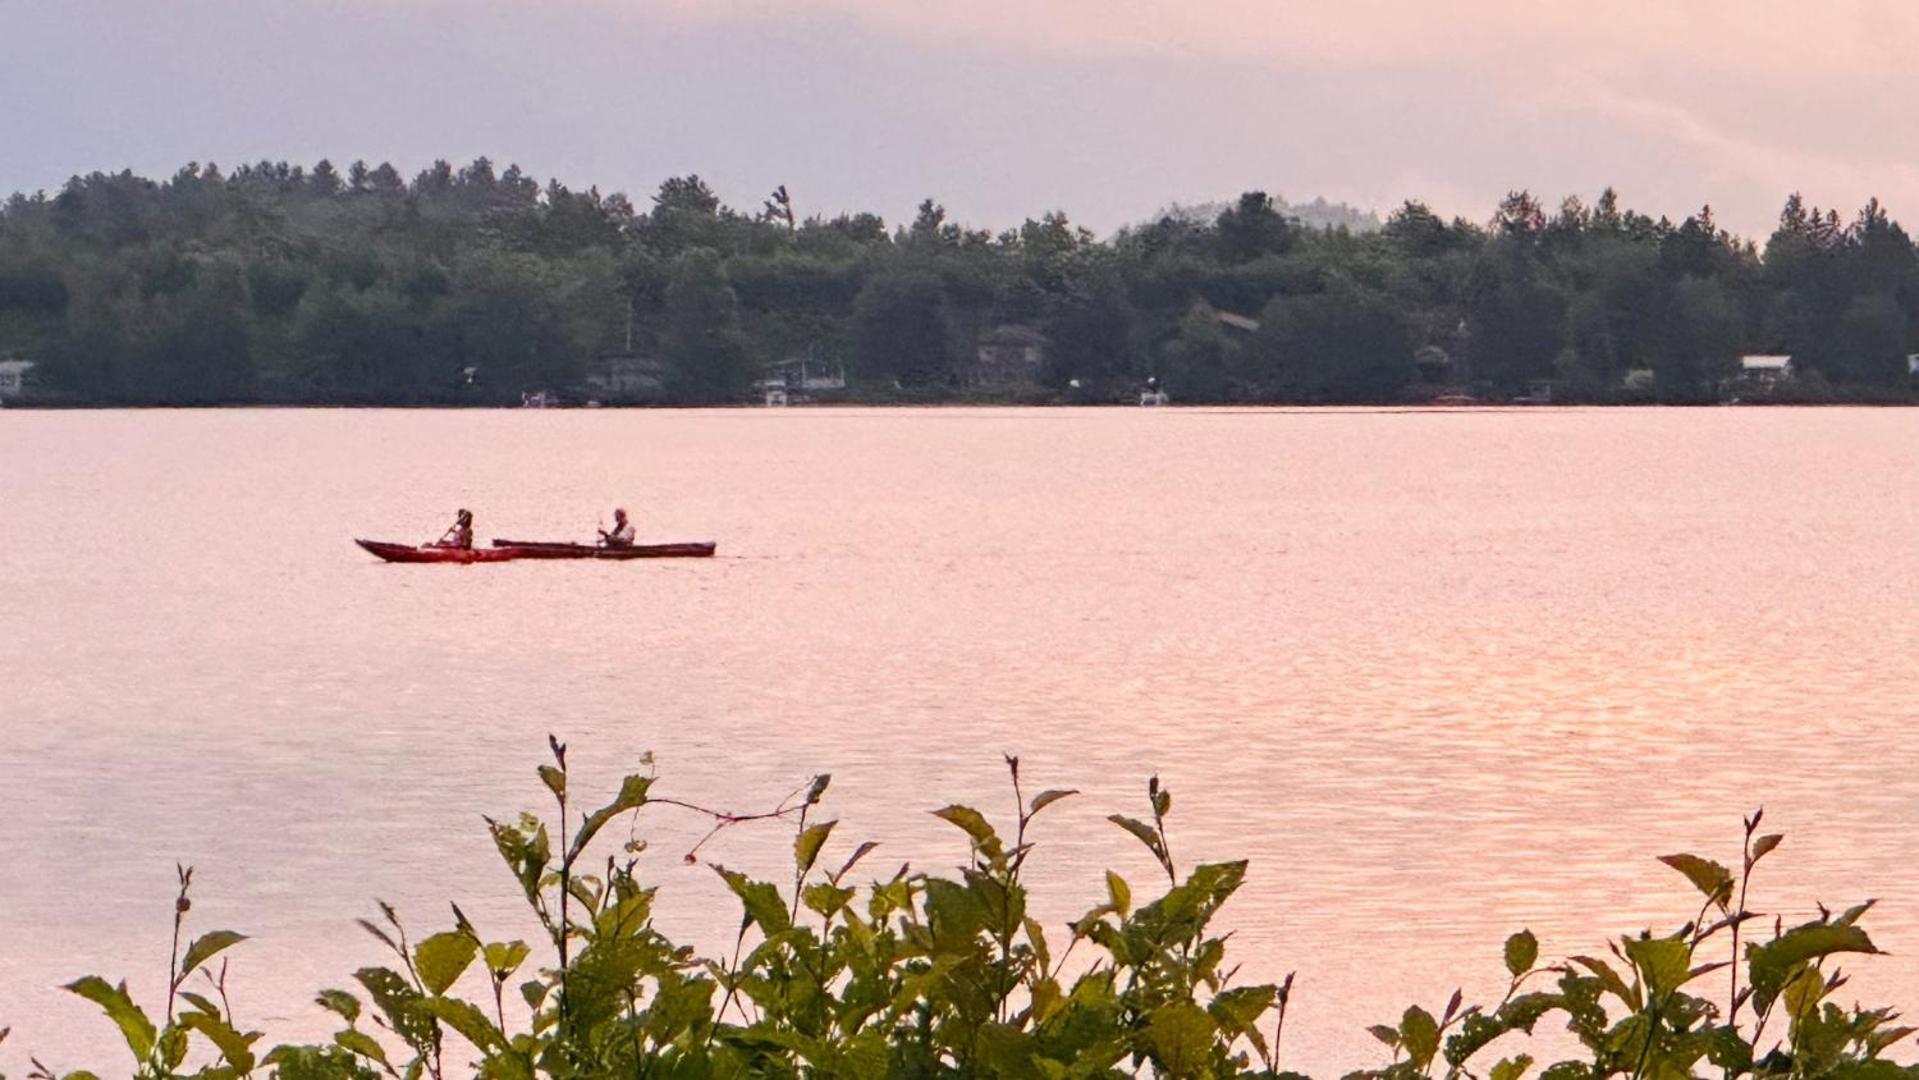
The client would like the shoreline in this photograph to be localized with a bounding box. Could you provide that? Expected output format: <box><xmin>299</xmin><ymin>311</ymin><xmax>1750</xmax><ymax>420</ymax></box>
<box><xmin>7</xmin><ymin>398</ymin><xmax>1919</xmax><ymax>411</ymax></box>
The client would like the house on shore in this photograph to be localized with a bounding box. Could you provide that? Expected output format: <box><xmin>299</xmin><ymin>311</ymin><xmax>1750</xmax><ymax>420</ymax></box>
<box><xmin>1412</xmin><ymin>345</ymin><xmax>1453</xmax><ymax>384</ymax></box>
<box><xmin>1210</xmin><ymin>309</ymin><xmax>1260</xmax><ymax>334</ymax></box>
<box><xmin>1513</xmin><ymin>379</ymin><xmax>1557</xmax><ymax>404</ymax></box>
<box><xmin>0</xmin><ymin>360</ymin><xmax>35</xmax><ymax>402</ymax></box>
<box><xmin>972</xmin><ymin>325</ymin><xmax>1047</xmax><ymax>387</ymax></box>
<box><xmin>1188</xmin><ymin>300</ymin><xmax>1260</xmax><ymax>335</ymax></box>
<box><xmin>761</xmin><ymin>355</ymin><xmax>847</xmax><ymax>406</ymax></box>
<box><xmin>583</xmin><ymin>355</ymin><xmax>665</xmax><ymax>404</ymax></box>
<box><xmin>1739</xmin><ymin>354</ymin><xmax>1792</xmax><ymax>387</ymax></box>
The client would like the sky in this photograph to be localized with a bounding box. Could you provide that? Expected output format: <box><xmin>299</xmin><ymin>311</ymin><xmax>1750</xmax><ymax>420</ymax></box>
<box><xmin>4</xmin><ymin>0</ymin><xmax>1917</xmax><ymax>240</ymax></box>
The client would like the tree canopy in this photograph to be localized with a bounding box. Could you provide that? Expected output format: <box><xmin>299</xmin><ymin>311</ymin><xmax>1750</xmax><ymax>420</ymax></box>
<box><xmin>2</xmin><ymin>161</ymin><xmax>1916</xmax><ymax>405</ymax></box>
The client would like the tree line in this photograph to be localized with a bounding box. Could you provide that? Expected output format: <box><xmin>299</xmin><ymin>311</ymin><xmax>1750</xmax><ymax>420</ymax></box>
<box><xmin>1</xmin><ymin>157</ymin><xmax>1915</xmax><ymax>405</ymax></box>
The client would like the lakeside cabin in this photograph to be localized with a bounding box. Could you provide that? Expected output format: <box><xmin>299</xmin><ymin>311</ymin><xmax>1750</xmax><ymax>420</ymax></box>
<box><xmin>1739</xmin><ymin>354</ymin><xmax>1792</xmax><ymax>387</ymax></box>
<box><xmin>0</xmin><ymin>360</ymin><xmax>34</xmax><ymax>402</ymax></box>
<box><xmin>1211</xmin><ymin>309</ymin><xmax>1260</xmax><ymax>333</ymax></box>
<box><xmin>972</xmin><ymin>325</ymin><xmax>1047</xmax><ymax>387</ymax></box>
<box><xmin>584</xmin><ymin>355</ymin><xmax>665</xmax><ymax>404</ymax></box>
<box><xmin>761</xmin><ymin>355</ymin><xmax>847</xmax><ymax>406</ymax></box>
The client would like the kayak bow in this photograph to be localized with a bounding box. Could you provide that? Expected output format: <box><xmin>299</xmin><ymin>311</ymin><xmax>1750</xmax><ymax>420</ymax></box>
<box><xmin>355</xmin><ymin>539</ymin><xmax>519</xmax><ymax>564</ymax></box>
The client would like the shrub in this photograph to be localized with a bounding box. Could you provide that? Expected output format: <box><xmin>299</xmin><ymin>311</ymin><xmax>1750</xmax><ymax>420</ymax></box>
<box><xmin>16</xmin><ymin>743</ymin><xmax>1915</xmax><ymax>1080</ymax></box>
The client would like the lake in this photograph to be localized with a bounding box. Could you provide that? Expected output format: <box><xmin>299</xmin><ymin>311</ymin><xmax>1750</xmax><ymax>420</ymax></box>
<box><xmin>3</xmin><ymin>406</ymin><xmax>1917</xmax><ymax>1075</ymax></box>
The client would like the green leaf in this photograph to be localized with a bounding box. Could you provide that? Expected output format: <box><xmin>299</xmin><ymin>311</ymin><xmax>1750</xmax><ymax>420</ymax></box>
<box><xmin>1023</xmin><ymin>916</ymin><xmax>1052</xmax><ymax>973</ymax></box>
<box><xmin>1400</xmin><ymin>1005</ymin><xmax>1440</xmax><ymax>1069</ymax></box>
<box><xmin>1367</xmin><ymin>1024</ymin><xmax>1402</xmax><ymax>1047</ymax></box>
<box><xmin>158</xmin><ymin>1026</ymin><xmax>188</xmax><ymax>1072</ymax></box>
<box><xmin>922</xmin><ymin>877</ymin><xmax>987</xmax><ymax>950</ymax></box>
<box><xmin>1108</xmin><ymin>814</ymin><xmax>1165</xmax><ymax>862</ymax></box>
<box><xmin>1209</xmin><ymin>984</ymin><xmax>1277</xmax><ymax>1032</ymax></box>
<box><xmin>414</xmin><ymin>931</ymin><xmax>478</xmax><ymax>996</ymax></box>
<box><xmin>832</xmin><ymin>841</ymin><xmax>881</xmax><ymax>883</ymax></box>
<box><xmin>1658</xmin><ymin>853</ymin><xmax>1734</xmax><ymax>910</ymax></box>
<box><xmin>178</xmin><ymin>930</ymin><xmax>249</xmax><ymax>980</ymax></box>
<box><xmin>569</xmin><ymin>774</ymin><xmax>652</xmax><ymax>859</ymax></box>
<box><xmin>1446</xmin><ymin>1012</ymin><xmax>1508</xmax><ymax>1066</ymax></box>
<box><xmin>1105</xmin><ymin>870</ymin><xmax>1132</xmax><ymax>915</ymax></box>
<box><xmin>1493</xmin><ymin>992</ymin><xmax>1562</xmax><ymax>1034</ymax></box>
<box><xmin>1835</xmin><ymin>899</ymin><xmax>1877</xmax><ymax>927</ymax></box>
<box><xmin>176</xmin><ymin>991</ymin><xmax>221</xmax><ymax>1017</ymax></box>
<box><xmin>1622</xmin><ymin>935</ymin><xmax>1694</xmax><ymax>999</ymax></box>
<box><xmin>315</xmin><ymin>989</ymin><xmax>361</xmax><ymax>1023</ymax></box>
<box><xmin>712</xmin><ymin>865</ymin><xmax>792</xmax><ymax>934</ymax></box>
<box><xmin>354</xmin><ymin>966</ymin><xmax>436</xmax><ymax>1054</ymax></box>
<box><xmin>334</xmin><ymin>1027</ymin><xmax>388</xmax><ymax>1065</ymax></box>
<box><xmin>1746</xmin><ymin>922</ymin><xmax>1880</xmax><ymax>1014</ymax></box>
<box><xmin>1571</xmin><ymin>955</ymin><xmax>1635</xmax><ymax>1006</ymax></box>
<box><xmin>487</xmin><ymin>816</ymin><xmax>552</xmax><ymax>900</ymax></box>
<box><xmin>1505</xmin><ymin>929</ymin><xmax>1539</xmax><ymax>977</ymax></box>
<box><xmin>1537</xmin><ymin>1061</ymin><xmax>1592</xmax><ymax>1080</ymax></box>
<box><xmin>1027</xmin><ymin>789</ymin><xmax>1078</xmax><ymax>817</ymax></box>
<box><xmin>179</xmin><ymin>1009</ymin><xmax>261</xmax><ymax>1073</ymax></box>
<box><xmin>64</xmin><ymin>977</ymin><xmax>156</xmax><ymax>1062</ymax></box>
<box><xmin>794</xmin><ymin>820</ymin><xmax>837</xmax><ymax>876</ymax></box>
<box><xmin>932</xmin><ymin>805</ymin><xmax>1000</xmax><ymax>851</ymax></box>
<box><xmin>537</xmin><ymin>764</ymin><xmax>565</xmax><ymax>799</ymax></box>
<box><xmin>1702</xmin><ymin>1021</ymin><xmax>1755</xmax><ymax>1071</ymax></box>
<box><xmin>483</xmin><ymin>941</ymin><xmax>530</xmax><ymax>979</ymax></box>
<box><xmin>422</xmin><ymin>996</ymin><xmax>504</xmax><ymax>1052</ymax></box>
<box><xmin>804</xmin><ymin>773</ymin><xmax>832</xmax><ymax>805</ymax></box>
<box><xmin>1147</xmin><ymin>1001</ymin><xmax>1215</xmax><ymax>1077</ymax></box>
<box><xmin>1751</xmin><ymin>834</ymin><xmax>1783</xmax><ymax>862</ymax></box>
<box><xmin>1029</xmin><ymin>976</ymin><xmax>1063</xmax><ymax>1025</ymax></box>
<box><xmin>355</xmin><ymin>917</ymin><xmax>397</xmax><ymax>952</ymax></box>
<box><xmin>802</xmin><ymin>881</ymin><xmax>856</xmax><ymax>917</ymax></box>
<box><xmin>1491</xmin><ymin>1054</ymin><xmax>1536</xmax><ymax>1080</ymax></box>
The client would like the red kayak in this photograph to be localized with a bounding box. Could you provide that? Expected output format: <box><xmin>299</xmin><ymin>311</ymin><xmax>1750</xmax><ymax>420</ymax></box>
<box><xmin>493</xmin><ymin>539</ymin><xmax>717</xmax><ymax>560</ymax></box>
<box><xmin>356</xmin><ymin>539</ymin><xmax>519</xmax><ymax>564</ymax></box>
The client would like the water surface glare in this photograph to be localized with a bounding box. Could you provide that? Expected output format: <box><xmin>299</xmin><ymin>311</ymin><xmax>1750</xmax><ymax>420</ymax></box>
<box><xmin>3</xmin><ymin>406</ymin><xmax>1917</xmax><ymax>1074</ymax></box>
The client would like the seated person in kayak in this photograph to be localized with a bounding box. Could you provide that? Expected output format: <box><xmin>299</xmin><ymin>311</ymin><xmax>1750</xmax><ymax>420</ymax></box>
<box><xmin>434</xmin><ymin>509</ymin><xmax>474</xmax><ymax>549</ymax></box>
<box><xmin>599</xmin><ymin>508</ymin><xmax>635</xmax><ymax>548</ymax></box>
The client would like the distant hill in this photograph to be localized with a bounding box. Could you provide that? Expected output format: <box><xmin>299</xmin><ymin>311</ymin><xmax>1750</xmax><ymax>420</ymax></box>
<box><xmin>1146</xmin><ymin>196</ymin><xmax>1382</xmax><ymax>233</ymax></box>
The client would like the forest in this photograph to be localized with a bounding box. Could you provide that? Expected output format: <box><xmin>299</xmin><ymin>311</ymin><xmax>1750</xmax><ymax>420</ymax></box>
<box><xmin>1</xmin><ymin>158</ymin><xmax>1915</xmax><ymax>405</ymax></box>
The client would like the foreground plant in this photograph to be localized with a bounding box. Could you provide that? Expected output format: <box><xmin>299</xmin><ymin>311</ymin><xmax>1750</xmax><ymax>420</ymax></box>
<box><xmin>28</xmin><ymin>745</ymin><xmax>1918</xmax><ymax>1079</ymax></box>
<box><xmin>1352</xmin><ymin>811</ymin><xmax>1914</xmax><ymax>1080</ymax></box>
<box><xmin>25</xmin><ymin>865</ymin><xmax>256</xmax><ymax>1080</ymax></box>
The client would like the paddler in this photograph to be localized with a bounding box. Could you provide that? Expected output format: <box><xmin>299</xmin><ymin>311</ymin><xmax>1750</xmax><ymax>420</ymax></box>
<box><xmin>599</xmin><ymin>508</ymin><xmax>635</xmax><ymax>548</ymax></box>
<box><xmin>434</xmin><ymin>509</ymin><xmax>474</xmax><ymax>549</ymax></box>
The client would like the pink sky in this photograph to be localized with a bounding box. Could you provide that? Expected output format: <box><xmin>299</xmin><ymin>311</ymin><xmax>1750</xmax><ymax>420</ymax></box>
<box><xmin>6</xmin><ymin>0</ymin><xmax>1917</xmax><ymax>237</ymax></box>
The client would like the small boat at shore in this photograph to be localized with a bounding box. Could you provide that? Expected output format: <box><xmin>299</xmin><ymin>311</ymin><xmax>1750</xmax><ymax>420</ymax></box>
<box><xmin>492</xmin><ymin>539</ymin><xmax>717</xmax><ymax>560</ymax></box>
<box><xmin>355</xmin><ymin>539</ymin><xmax>520</xmax><ymax>564</ymax></box>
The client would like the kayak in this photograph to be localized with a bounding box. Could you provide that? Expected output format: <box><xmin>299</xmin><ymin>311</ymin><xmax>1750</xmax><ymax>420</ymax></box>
<box><xmin>355</xmin><ymin>539</ymin><xmax>519</xmax><ymax>564</ymax></box>
<box><xmin>492</xmin><ymin>539</ymin><xmax>717</xmax><ymax>560</ymax></box>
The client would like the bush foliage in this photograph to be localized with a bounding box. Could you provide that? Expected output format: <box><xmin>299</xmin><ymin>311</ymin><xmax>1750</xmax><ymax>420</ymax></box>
<box><xmin>11</xmin><ymin>741</ymin><xmax>1914</xmax><ymax>1080</ymax></box>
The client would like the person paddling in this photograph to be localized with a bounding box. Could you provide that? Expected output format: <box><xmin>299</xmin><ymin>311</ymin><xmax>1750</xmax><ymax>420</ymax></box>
<box><xmin>434</xmin><ymin>509</ymin><xmax>474</xmax><ymax>550</ymax></box>
<box><xmin>599</xmin><ymin>508</ymin><xmax>635</xmax><ymax>548</ymax></box>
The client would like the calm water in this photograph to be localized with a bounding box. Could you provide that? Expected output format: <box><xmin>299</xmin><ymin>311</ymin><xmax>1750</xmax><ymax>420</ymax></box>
<box><xmin>3</xmin><ymin>406</ymin><xmax>1917</xmax><ymax>1074</ymax></box>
